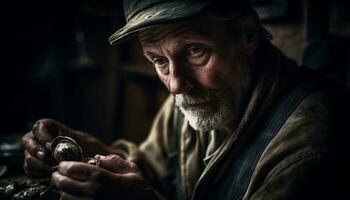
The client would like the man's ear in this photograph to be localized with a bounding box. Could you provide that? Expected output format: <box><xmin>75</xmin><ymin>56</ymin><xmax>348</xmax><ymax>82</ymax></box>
<box><xmin>240</xmin><ymin>22</ymin><xmax>260</xmax><ymax>55</ymax></box>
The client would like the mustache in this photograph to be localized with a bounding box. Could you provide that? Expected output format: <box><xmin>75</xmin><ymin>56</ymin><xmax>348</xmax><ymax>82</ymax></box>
<box><xmin>175</xmin><ymin>87</ymin><xmax>226</xmax><ymax>107</ymax></box>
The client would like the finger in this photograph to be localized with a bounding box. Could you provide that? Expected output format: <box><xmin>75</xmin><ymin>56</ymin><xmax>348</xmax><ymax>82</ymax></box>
<box><xmin>60</xmin><ymin>192</ymin><xmax>94</xmax><ymax>200</ymax></box>
<box><xmin>58</xmin><ymin>161</ymin><xmax>101</xmax><ymax>181</ymax></box>
<box><xmin>24</xmin><ymin>150</ymin><xmax>52</xmax><ymax>173</ymax></box>
<box><xmin>24</xmin><ymin>150</ymin><xmax>52</xmax><ymax>171</ymax></box>
<box><xmin>52</xmin><ymin>172</ymin><xmax>98</xmax><ymax>197</ymax></box>
<box><xmin>22</xmin><ymin>132</ymin><xmax>48</xmax><ymax>160</ymax></box>
<box><xmin>95</xmin><ymin>154</ymin><xmax>137</xmax><ymax>174</ymax></box>
<box><xmin>33</xmin><ymin>119</ymin><xmax>58</xmax><ymax>148</ymax></box>
<box><xmin>23</xmin><ymin>161</ymin><xmax>50</xmax><ymax>177</ymax></box>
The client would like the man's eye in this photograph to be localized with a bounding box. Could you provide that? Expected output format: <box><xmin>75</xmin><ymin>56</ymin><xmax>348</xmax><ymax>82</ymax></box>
<box><xmin>187</xmin><ymin>46</ymin><xmax>205</xmax><ymax>57</ymax></box>
<box><xmin>153</xmin><ymin>57</ymin><xmax>168</xmax><ymax>68</ymax></box>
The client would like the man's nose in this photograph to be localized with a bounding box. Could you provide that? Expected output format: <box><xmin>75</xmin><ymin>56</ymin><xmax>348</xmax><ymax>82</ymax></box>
<box><xmin>168</xmin><ymin>62</ymin><xmax>194</xmax><ymax>94</ymax></box>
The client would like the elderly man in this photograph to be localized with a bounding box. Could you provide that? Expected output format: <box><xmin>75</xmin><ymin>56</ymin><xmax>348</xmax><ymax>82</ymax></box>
<box><xmin>21</xmin><ymin>0</ymin><xmax>348</xmax><ymax>200</ymax></box>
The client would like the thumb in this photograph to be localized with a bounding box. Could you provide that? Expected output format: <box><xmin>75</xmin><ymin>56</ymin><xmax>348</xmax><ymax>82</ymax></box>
<box><xmin>95</xmin><ymin>154</ymin><xmax>133</xmax><ymax>174</ymax></box>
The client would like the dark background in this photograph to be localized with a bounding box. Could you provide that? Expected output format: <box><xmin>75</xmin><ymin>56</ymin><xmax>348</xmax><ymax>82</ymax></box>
<box><xmin>1</xmin><ymin>0</ymin><xmax>349</xmax><ymax>144</ymax></box>
<box><xmin>1</xmin><ymin>0</ymin><xmax>168</xmax><ymax>144</ymax></box>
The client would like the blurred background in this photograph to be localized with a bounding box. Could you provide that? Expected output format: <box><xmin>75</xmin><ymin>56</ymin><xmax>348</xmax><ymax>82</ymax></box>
<box><xmin>0</xmin><ymin>0</ymin><xmax>349</xmax><ymax>148</ymax></box>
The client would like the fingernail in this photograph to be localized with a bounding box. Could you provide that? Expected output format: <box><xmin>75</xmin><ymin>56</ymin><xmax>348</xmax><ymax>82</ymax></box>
<box><xmin>37</xmin><ymin>150</ymin><xmax>45</xmax><ymax>160</ymax></box>
<box><xmin>32</xmin><ymin>122</ymin><xmax>40</xmax><ymax>133</ymax></box>
<box><xmin>94</xmin><ymin>154</ymin><xmax>105</xmax><ymax>160</ymax></box>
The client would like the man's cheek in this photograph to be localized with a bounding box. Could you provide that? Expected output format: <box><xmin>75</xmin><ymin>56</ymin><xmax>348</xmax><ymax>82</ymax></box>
<box><xmin>158</xmin><ymin>75</ymin><xmax>170</xmax><ymax>91</ymax></box>
<box><xmin>195</xmin><ymin>68</ymin><xmax>226</xmax><ymax>90</ymax></box>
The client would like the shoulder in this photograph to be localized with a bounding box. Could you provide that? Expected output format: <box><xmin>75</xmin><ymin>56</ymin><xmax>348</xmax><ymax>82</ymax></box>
<box><xmin>259</xmin><ymin>69</ymin><xmax>346</xmax><ymax>172</ymax></box>
<box><xmin>141</xmin><ymin>95</ymin><xmax>181</xmax><ymax>155</ymax></box>
<box><xmin>156</xmin><ymin>95</ymin><xmax>175</xmax><ymax>118</ymax></box>
<box><xmin>247</xmin><ymin>70</ymin><xmax>349</xmax><ymax>199</ymax></box>
<box><xmin>150</xmin><ymin>95</ymin><xmax>177</xmax><ymax>130</ymax></box>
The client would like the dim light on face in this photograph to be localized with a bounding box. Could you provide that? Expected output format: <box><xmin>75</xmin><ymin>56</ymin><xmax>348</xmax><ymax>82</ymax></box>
<box><xmin>139</xmin><ymin>15</ymin><xmax>253</xmax><ymax>132</ymax></box>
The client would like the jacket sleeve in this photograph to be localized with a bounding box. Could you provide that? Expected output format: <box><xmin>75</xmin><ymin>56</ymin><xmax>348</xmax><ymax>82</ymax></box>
<box><xmin>109</xmin><ymin>96</ymin><xmax>178</xmax><ymax>196</ymax></box>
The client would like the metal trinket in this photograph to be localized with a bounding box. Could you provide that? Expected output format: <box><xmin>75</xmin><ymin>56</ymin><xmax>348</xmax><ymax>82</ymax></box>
<box><xmin>85</xmin><ymin>157</ymin><xmax>100</xmax><ymax>167</ymax></box>
<box><xmin>50</xmin><ymin>136</ymin><xmax>83</xmax><ymax>162</ymax></box>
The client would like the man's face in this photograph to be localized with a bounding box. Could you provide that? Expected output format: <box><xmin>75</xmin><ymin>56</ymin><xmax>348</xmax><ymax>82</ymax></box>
<box><xmin>139</xmin><ymin>15</ymin><xmax>253</xmax><ymax>132</ymax></box>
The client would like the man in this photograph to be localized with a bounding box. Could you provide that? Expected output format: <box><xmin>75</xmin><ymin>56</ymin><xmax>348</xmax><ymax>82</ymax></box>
<box><xmin>21</xmin><ymin>0</ymin><xmax>348</xmax><ymax>199</ymax></box>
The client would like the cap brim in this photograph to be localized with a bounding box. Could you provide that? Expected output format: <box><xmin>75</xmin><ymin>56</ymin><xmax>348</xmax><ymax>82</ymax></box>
<box><xmin>109</xmin><ymin>1</ymin><xmax>211</xmax><ymax>45</ymax></box>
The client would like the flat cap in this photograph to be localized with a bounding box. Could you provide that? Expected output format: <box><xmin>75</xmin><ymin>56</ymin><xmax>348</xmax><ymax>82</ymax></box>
<box><xmin>109</xmin><ymin>0</ymin><xmax>251</xmax><ymax>45</ymax></box>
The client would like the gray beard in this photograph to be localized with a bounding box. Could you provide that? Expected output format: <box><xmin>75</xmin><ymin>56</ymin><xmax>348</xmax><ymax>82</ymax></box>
<box><xmin>175</xmin><ymin>89</ymin><xmax>235</xmax><ymax>132</ymax></box>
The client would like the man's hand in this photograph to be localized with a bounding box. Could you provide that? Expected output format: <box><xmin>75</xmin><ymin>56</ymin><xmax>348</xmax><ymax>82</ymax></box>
<box><xmin>51</xmin><ymin>154</ymin><xmax>161</xmax><ymax>200</ymax></box>
<box><xmin>21</xmin><ymin>118</ymin><xmax>111</xmax><ymax>177</ymax></box>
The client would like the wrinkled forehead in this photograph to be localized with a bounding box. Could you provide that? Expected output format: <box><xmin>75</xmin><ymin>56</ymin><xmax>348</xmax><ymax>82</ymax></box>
<box><xmin>138</xmin><ymin>14</ymin><xmax>227</xmax><ymax>46</ymax></box>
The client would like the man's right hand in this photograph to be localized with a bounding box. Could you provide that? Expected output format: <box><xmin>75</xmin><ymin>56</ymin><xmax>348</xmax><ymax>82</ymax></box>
<box><xmin>21</xmin><ymin>118</ymin><xmax>111</xmax><ymax>177</ymax></box>
<box><xmin>21</xmin><ymin>119</ymin><xmax>80</xmax><ymax>177</ymax></box>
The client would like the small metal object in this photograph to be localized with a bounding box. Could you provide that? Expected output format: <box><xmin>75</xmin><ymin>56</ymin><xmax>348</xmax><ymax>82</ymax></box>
<box><xmin>85</xmin><ymin>157</ymin><xmax>100</xmax><ymax>167</ymax></box>
<box><xmin>51</xmin><ymin>166</ymin><xmax>58</xmax><ymax>171</ymax></box>
<box><xmin>50</xmin><ymin>136</ymin><xmax>83</xmax><ymax>163</ymax></box>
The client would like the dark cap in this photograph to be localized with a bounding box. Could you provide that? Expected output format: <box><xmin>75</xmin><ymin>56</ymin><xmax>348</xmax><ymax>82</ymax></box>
<box><xmin>109</xmin><ymin>0</ymin><xmax>251</xmax><ymax>45</ymax></box>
